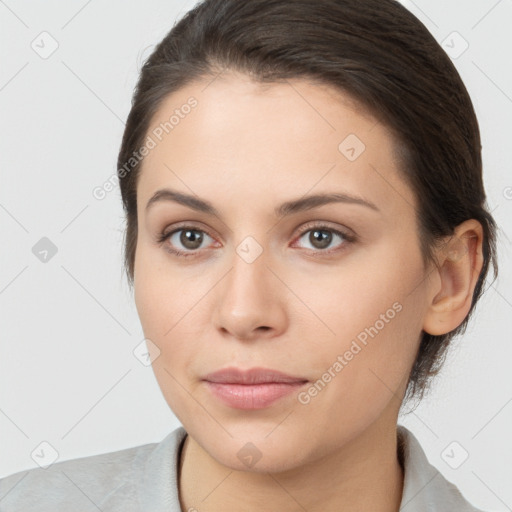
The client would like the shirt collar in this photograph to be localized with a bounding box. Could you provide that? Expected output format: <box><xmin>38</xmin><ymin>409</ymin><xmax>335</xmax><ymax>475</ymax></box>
<box><xmin>397</xmin><ymin>424</ymin><xmax>482</xmax><ymax>511</ymax></box>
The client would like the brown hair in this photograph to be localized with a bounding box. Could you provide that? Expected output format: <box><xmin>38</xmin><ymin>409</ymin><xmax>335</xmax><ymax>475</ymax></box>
<box><xmin>116</xmin><ymin>0</ymin><xmax>498</xmax><ymax>406</ymax></box>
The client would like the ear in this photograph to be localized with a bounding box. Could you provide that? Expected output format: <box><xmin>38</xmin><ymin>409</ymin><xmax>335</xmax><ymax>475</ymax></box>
<box><xmin>422</xmin><ymin>219</ymin><xmax>484</xmax><ymax>336</ymax></box>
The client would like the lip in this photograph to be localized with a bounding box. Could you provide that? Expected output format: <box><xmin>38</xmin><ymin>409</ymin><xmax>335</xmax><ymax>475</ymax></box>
<box><xmin>202</xmin><ymin>367</ymin><xmax>308</xmax><ymax>410</ymax></box>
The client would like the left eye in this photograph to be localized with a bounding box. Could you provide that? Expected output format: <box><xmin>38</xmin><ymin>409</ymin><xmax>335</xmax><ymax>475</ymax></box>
<box><xmin>294</xmin><ymin>226</ymin><xmax>351</xmax><ymax>252</ymax></box>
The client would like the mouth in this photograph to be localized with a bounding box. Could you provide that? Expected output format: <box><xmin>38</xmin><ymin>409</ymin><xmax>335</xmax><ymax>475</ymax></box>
<box><xmin>202</xmin><ymin>367</ymin><xmax>309</xmax><ymax>409</ymax></box>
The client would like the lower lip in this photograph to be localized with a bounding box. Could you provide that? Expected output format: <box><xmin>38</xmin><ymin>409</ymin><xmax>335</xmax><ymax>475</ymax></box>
<box><xmin>204</xmin><ymin>381</ymin><xmax>307</xmax><ymax>409</ymax></box>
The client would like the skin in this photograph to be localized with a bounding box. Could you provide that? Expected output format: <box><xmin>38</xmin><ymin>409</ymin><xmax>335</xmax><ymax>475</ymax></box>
<box><xmin>133</xmin><ymin>70</ymin><xmax>484</xmax><ymax>512</ymax></box>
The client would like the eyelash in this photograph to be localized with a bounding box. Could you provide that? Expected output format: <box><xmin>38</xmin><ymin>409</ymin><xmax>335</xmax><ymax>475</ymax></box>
<box><xmin>156</xmin><ymin>222</ymin><xmax>357</xmax><ymax>259</ymax></box>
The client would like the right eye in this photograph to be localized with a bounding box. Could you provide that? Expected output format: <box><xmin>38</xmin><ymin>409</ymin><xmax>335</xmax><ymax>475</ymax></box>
<box><xmin>157</xmin><ymin>225</ymin><xmax>217</xmax><ymax>257</ymax></box>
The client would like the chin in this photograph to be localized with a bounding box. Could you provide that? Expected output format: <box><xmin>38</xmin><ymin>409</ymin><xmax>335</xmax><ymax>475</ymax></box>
<box><xmin>215</xmin><ymin>441</ymin><xmax>306</xmax><ymax>474</ymax></box>
<box><xmin>191</xmin><ymin>423</ymin><xmax>312</xmax><ymax>474</ymax></box>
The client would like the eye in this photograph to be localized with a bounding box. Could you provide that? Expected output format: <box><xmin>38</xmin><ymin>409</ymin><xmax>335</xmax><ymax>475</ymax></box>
<box><xmin>292</xmin><ymin>223</ymin><xmax>355</xmax><ymax>255</ymax></box>
<box><xmin>156</xmin><ymin>225</ymin><xmax>216</xmax><ymax>257</ymax></box>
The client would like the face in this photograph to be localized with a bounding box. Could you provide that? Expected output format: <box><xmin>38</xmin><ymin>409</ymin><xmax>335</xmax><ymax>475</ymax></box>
<box><xmin>134</xmin><ymin>71</ymin><xmax>433</xmax><ymax>473</ymax></box>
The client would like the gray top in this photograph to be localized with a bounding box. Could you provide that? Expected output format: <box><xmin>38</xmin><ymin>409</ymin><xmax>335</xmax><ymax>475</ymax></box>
<box><xmin>0</xmin><ymin>425</ymin><xmax>487</xmax><ymax>511</ymax></box>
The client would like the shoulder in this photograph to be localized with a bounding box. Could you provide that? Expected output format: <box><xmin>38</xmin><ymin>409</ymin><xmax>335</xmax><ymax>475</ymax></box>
<box><xmin>398</xmin><ymin>424</ymin><xmax>493</xmax><ymax>512</ymax></box>
<box><xmin>0</xmin><ymin>426</ymin><xmax>187</xmax><ymax>512</ymax></box>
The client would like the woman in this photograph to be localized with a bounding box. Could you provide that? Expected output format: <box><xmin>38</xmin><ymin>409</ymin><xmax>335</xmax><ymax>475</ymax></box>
<box><xmin>0</xmin><ymin>0</ymin><xmax>499</xmax><ymax>510</ymax></box>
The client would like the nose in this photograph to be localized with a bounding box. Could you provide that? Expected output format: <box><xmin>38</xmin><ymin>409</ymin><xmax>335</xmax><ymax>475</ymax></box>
<box><xmin>212</xmin><ymin>245</ymin><xmax>288</xmax><ymax>342</ymax></box>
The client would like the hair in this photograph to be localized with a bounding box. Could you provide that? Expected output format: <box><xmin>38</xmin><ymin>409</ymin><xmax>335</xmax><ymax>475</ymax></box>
<box><xmin>116</xmin><ymin>0</ymin><xmax>498</xmax><ymax>407</ymax></box>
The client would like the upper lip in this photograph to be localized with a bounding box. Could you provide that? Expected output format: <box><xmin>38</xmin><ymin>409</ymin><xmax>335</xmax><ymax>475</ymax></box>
<box><xmin>203</xmin><ymin>367</ymin><xmax>308</xmax><ymax>385</ymax></box>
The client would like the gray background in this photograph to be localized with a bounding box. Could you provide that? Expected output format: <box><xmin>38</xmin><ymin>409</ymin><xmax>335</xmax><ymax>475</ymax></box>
<box><xmin>1</xmin><ymin>0</ymin><xmax>511</xmax><ymax>510</ymax></box>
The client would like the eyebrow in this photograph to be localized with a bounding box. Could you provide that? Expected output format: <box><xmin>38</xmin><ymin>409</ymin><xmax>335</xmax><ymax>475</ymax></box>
<box><xmin>145</xmin><ymin>188</ymin><xmax>380</xmax><ymax>218</ymax></box>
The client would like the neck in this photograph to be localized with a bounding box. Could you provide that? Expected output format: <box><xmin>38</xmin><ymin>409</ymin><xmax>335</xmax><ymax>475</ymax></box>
<box><xmin>178</xmin><ymin>417</ymin><xmax>404</xmax><ymax>512</ymax></box>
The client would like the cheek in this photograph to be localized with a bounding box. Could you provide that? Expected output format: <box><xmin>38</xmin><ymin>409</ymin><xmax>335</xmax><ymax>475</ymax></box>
<box><xmin>133</xmin><ymin>245</ymin><xmax>193</xmax><ymax>336</ymax></box>
<box><xmin>295</xmin><ymin>237</ymin><xmax>424</xmax><ymax>340</ymax></box>
<box><xmin>293</xmin><ymin>239</ymin><xmax>426</xmax><ymax>395</ymax></box>
<box><xmin>133</xmin><ymin>257</ymin><xmax>202</xmax><ymax>419</ymax></box>
<box><xmin>291</xmin><ymin>280</ymin><xmax>424</xmax><ymax>449</ymax></box>
<box><xmin>133</xmin><ymin>248</ymin><xmax>211</xmax><ymax>373</ymax></box>
<box><xmin>325</xmin><ymin>299</ymin><xmax>421</xmax><ymax>438</ymax></box>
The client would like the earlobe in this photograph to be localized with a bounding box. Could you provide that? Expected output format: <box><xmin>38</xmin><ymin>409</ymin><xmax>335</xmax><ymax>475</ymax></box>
<box><xmin>422</xmin><ymin>219</ymin><xmax>484</xmax><ymax>336</ymax></box>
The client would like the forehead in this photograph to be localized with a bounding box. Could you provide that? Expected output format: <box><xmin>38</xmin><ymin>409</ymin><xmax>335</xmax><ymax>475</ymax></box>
<box><xmin>137</xmin><ymin>72</ymin><xmax>415</xmax><ymax>217</ymax></box>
